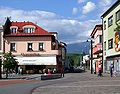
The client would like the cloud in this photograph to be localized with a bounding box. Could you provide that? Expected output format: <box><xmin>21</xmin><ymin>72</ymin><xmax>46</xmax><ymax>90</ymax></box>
<box><xmin>99</xmin><ymin>0</ymin><xmax>112</xmax><ymax>6</ymax></box>
<box><xmin>82</xmin><ymin>1</ymin><xmax>96</xmax><ymax>14</ymax></box>
<box><xmin>0</xmin><ymin>7</ymin><xmax>100</xmax><ymax>44</ymax></box>
<box><xmin>72</xmin><ymin>7</ymin><xmax>78</xmax><ymax>15</ymax></box>
<box><xmin>78</xmin><ymin>0</ymin><xmax>86</xmax><ymax>4</ymax></box>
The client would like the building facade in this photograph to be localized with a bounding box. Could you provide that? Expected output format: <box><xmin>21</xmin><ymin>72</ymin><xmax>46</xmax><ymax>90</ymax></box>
<box><xmin>0</xmin><ymin>25</ymin><xmax>3</xmax><ymax>78</ymax></box>
<box><xmin>101</xmin><ymin>0</ymin><xmax>120</xmax><ymax>74</ymax></box>
<box><xmin>90</xmin><ymin>25</ymin><xmax>103</xmax><ymax>74</ymax></box>
<box><xmin>3</xmin><ymin>18</ymin><xmax>66</xmax><ymax>74</ymax></box>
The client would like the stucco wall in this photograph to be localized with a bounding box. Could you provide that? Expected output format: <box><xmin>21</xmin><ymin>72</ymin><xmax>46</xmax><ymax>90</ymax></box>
<box><xmin>103</xmin><ymin>4</ymin><xmax>120</xmax><ymax>59</ymax></box>
<box><xmin>4</xmin><ymin>36</ymin><xmax>60</xmax><ymax>55</ymax></box>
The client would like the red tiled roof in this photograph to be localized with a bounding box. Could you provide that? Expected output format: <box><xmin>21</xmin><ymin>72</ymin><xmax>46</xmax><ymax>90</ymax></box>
<box><xmin>7</xmin><ymin>21</ymin><xmax>52</xmax><ymax>36</ymax></box>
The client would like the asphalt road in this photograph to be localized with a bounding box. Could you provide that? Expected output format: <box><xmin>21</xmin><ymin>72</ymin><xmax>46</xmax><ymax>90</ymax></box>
<box><xmin>0</xmin><ymin>71</ymin><xmax>120</xmax><ymax>94</ymax></box>
<box><xmin>32</xmin><ymin>71</ymin><xmax>120</xmax><ymax>94</ymax></box>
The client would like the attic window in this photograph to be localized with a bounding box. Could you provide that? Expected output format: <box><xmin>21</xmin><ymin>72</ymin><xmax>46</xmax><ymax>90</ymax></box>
<box><xmin>24</xmin><ymin>28</ymin><xmax>35</xmax><ymax>33</ymax></box>
<box><xmin>11</xmin><ymin>28</ymin><xmax>17</xmax><ymax>33</ymax></box>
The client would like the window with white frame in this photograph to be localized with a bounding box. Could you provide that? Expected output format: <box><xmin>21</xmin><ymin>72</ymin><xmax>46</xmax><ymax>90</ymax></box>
<box><xmin>27</xmin><ymin>43</ymin><xmax>33</xmax><ymax>51</ymax></box>
<box><xmin>108</xmin><ymin>39</ymin><xmax>113</xmax><ymax>49</ymax></box>
<box><xmin>108</xmin><ymin>16</ymin><xmax>113</xmax><ymax>27</ymax></box>
<box><xmin>24</xmin><ymin>28</ymin><xmax>35</xmax><ymax>33</ymax></box>
<box><xmin>99</xmin><ymin>35</ymin><xmax>103</xmax><ymax>43</ymax></box>
<box><xmin>11</xmin><ymin>28</ymin><xmax>17</xmax><ymax>33</ymax></box>
<box><xmin>116</xmin><ymin>10</ymin><xmax>120</xmax><ymax>22</ymax></box>
<box><xmin>39</xmin><ymin>43</ymin><xmax>44</xmax><ymax>51</ymax></box>
<box><xmin>10</xmin><ymin>43</ymin><xmax>16</xmax><ymax>51</ymax></box>
<box><xmin>104</xmin><ymin>21</ymin><xmax>106</xmax><ymax>30</ymax></box>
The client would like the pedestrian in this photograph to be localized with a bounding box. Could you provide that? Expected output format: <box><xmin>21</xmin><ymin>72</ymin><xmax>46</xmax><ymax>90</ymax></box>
<box><xmin>98</xmin><ymin>63</ymin><xmax>102</xmax><ymax>77</ymax></box>
<box><xmin>19</xmin><ymin>68</ymin><xmax>23</xmax><ymax>75</ymax></box>
<box><xmin>109</xmin><ymin>63</ymin><xmax>114</xmax><ymax>77</ymax></box>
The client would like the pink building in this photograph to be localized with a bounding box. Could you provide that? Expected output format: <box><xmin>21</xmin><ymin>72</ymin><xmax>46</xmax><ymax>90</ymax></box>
<box><xmin>3</xmin><ymin>18</ymin><xmax>66</xmax><ymax>74</ymax></box>
<box><xmin>90</xmin><ymin>25</ymin><xmax>103</xmax><ymax>74</ymax></box>
<box><xmin>0</xmin><ymin>25</ymin><xmax>3</xmax><ymax>77</ymax></box>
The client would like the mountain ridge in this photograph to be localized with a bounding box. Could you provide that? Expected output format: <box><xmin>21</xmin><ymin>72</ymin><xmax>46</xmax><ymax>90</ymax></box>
<box><xmin>66</xmin><ymin>42</ymin><xmax>90</xmax><ymax>54</ymax></box>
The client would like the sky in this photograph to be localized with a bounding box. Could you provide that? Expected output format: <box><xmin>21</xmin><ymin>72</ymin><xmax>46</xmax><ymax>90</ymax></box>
<box><xmin>0</xmin><ymin>0</ymin><xmax>116</xmax><ymax>44</ymax></box>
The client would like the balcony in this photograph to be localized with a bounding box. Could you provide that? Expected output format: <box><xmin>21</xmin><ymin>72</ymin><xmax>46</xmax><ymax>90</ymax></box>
<box><xmin>93</xmin><ymin>43</ymin><xmax>102</xmax><ymax>54</ymax></box>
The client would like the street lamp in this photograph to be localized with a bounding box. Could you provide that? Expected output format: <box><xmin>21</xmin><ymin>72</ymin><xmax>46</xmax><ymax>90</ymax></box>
<box><xmin>87</xmin><ymin>39</ymin><xmax>93</xmax><ymax>74</ymax></box>
<box><xmin>0</xmin><ymin>59</ymin><xmax>1</xmax><ymax>79</ymax></box>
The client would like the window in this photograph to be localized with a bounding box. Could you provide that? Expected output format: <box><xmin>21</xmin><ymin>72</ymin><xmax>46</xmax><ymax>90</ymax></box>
<box><xmin>116</xmin><ymin>10</ymin><xmax>120</xmax><ymax>22</ymax></box>
<box><xmin>104</xmin><ymin>21</ymin><xmax>106</xmax><ymax>30</ymax></box>
<box><xmin>10</xmin><ymin>43</ymin><xmax>16</xmax><ymax>51</ymax></box>
<box><xmin>39</xmin><ymin>43</ymin><xmax>44</xmax><ymax>51</ymax></box>
<box><xmin>104</xmin><ymin>41</ymin><xmax>106</xmax><ymax>50</ymax></box>
<box><xmin>24</xmin><ymin>28</ymin><xmax>34</xmax><ymax>33</ymax></box>
<box><xmin>108</xmin><ymin>39</ymin><xmax>113</xmax><ymax>49</ymax></box>
<box><xmin>99</xmin><ymin>35</ymin><xmax>103</xmax><ymax>43</ymax></box>
<box><xmin>11</xmin><ymin>28</ymin><xmax>17</xmax><ymax>33</ymax></box>
<box><xmin>108</xmin><ymin>16</ymin><xmax>113</xmax><ymax>27</ymax></box>
<box><xmin>27</xmin><ymin>43</ymin><xmax>33</xmax><ymax>51</ymax></box>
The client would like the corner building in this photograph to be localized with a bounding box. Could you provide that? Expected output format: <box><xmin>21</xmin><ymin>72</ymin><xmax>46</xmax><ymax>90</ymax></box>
<box><xmin>3</xmin><ymin>18</ymin><xmax>65</xmax><ymax>74</ymax></box>
<box><xmin>101</xmin><ymin>0</ymin><xmax>120</xmax><ymax>74</ymax></box>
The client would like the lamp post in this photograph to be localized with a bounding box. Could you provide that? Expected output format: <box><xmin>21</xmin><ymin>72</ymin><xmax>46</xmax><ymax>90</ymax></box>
<box><xmin>87</xmin><ymin>39</ymin><xmax>93</xmax><ymax>74</ymax></box>
<box><xmin>0</xmin><ymin>59</ymin><xmax>1</xmax><ymax>79</ymax></box>
<box><xmin>90</xmin><ymin>40</ymin><xmax>93</xmax><ymax>74</ymax></box>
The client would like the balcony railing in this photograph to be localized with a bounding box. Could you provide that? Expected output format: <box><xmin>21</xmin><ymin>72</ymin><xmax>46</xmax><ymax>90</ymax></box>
<box><xmin>93</xmin><ymin>43</ymin><xmax>102</xmax><ymax>54</ymax></box>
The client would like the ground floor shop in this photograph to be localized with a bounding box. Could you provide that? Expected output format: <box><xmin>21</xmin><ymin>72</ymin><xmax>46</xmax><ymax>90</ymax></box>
<box><xmin>105</xmin><ymin>56</ymin><xmax>120</xmax><ymax>75</ymax></box>
<box><xmin>15</xmin><ymin>55</ymin><xmax>63</xmax><ymax>74</ymax></box>
<box><xmin>92</xmin><ymin>57</ymin><xmax>102</xmax><ymax>74</ymax></box>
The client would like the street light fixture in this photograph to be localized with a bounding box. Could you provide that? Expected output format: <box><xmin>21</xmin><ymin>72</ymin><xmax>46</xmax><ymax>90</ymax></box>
<box><xmin>87</xmin><ymin>39</ymin><xmax>93</xmax><ymax>74</ymax></box>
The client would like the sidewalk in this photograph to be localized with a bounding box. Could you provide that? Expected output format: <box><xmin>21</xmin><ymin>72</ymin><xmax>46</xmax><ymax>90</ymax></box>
<box><xmin>85</xmin><ymin>70</ymin><xmax>120</xmax><ymax>81</ymax></box>
<box><xmin>2</xmin><ymin>74</ymin><xmax>41</xmax><ymax>80</ymax></box>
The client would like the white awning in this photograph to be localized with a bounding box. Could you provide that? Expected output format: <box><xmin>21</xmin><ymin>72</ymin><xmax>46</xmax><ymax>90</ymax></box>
<box><xmin>15</xmin><ymin>56</ymin><xmax>57</xmax><ymax>65</ymax></box>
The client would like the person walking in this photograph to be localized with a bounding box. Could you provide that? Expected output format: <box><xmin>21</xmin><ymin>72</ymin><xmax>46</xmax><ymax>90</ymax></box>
<box><xmin>98</xmin><ymin>63</ymin><xmax>102</xmax><ymax>77</ymax></box>
<box><xmin>110</xmin><ymin>63</ymin><xmax>114</xmax><ymax>77</ymax></box>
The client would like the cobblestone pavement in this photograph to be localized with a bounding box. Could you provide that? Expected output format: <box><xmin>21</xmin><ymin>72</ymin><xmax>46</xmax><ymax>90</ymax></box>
<box><xmin>32</xmin><ymin>71</ymin><xmax>120</xmax><ymax>94</ymax></box>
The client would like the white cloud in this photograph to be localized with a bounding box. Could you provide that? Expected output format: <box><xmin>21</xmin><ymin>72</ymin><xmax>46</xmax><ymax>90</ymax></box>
<box><xmin>82</xmin><ymin>1</ymin><xmax>96</xmax><ymax>14</ymax></box>
<box><xmin>99</xmin><ymin>0</ymin><xmax>112</xmax><ymax>6</ymax></box>
<box><xmin>0</xmin><ymin>7</ymin><xmax>100</xmax><ymax>44</ymax></box>
<box><xmin>72</xmin><ymin>7</ymin><xmax>78</xmax><ymax>15</ymax></box>
<box><xmin>78</xmin><ymin>0</ymin><xmax>86</xmax><ymax>4</ymax></box>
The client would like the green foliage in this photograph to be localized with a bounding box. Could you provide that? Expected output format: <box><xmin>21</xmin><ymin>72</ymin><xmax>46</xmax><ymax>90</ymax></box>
<box><xmin>3</xmin><ymin>52</ymin><xmax>17</xmax><ymax>70</ymax></box>
<box><xmin>66</xmin><ymin>53</ymin><xmax>83</xmax><ymax>67</ymax></box>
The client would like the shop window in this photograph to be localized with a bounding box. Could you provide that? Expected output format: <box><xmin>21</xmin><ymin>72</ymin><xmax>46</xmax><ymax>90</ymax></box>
<box><xmin>10</xmin><ymin>43</ymin><xmax>16</xmax><ymax>51</ymax></box>
<box><xmin>116</xmin><ymin>10</ymin><xmax>120</xmax><ymax>22</ymax></box>
<box><xmin>39</xmin><ymin>43</ymin><xmax>44</xmax><ymax>51</ymax></box>
<box><xmin>108</xmin><ymin>16</ymin><xmax>113</xmax><ymax>27</ymax></box>
<box><xmin>27</xmin><ymin>43</ymin><xmax>33</xmax><ymax>51</ymax></box>
<box><xmin>108</xmin><ymin>39</ymin><xmax>113</xmax><ymax>49</ymax></box>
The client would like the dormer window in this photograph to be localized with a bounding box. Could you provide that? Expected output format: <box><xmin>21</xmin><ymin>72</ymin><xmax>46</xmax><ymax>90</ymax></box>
<box><xmin>11</xmin><ymin>28</ymin><xmax>17</xmax><ymax>33</ymax></box>
<box><xmin>24</xmin><ymin>28</ymin><xmax>35</xmax><ymax>33</ymax></box>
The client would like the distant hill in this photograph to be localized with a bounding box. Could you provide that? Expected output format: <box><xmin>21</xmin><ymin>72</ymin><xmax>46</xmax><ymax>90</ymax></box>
<box><xmin>66</xmin><ymin>42</ymin><xmax>90</xmax><ymax>54</ymax></box>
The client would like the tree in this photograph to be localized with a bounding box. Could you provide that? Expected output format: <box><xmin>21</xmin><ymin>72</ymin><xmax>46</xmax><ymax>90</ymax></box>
<box><xmin>3</xmin><ymin>52</ymin><xmax>17</xmax><ymax>78</ymax></box>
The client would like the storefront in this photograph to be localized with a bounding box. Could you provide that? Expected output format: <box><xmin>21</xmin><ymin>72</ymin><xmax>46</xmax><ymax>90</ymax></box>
<box><xmin>15</xmin><ymin>55</ymin><xmax>57</xmax><ymax>73</ymax></box>
<box><xmin>105</xmin><ymin>56</ymin><xmax>120</xmax><ymax>75</ymax></box>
